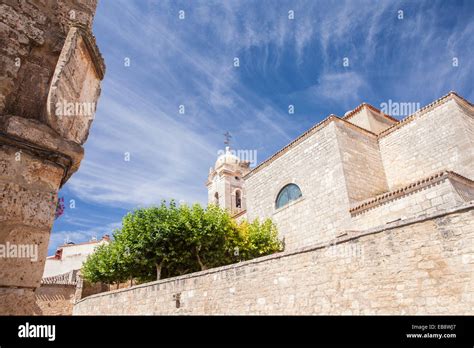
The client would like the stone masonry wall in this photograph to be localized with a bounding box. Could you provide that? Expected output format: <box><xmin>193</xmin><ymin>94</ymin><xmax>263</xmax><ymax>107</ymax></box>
<box><xmin>35</xmin><ymin>284</ymin><xmax>76</xmax><ymax>315</ymax></box>
<box><xmin>0</xmin><ymin>0</ymin><xmax>97</xmax><ymax>118</ymax></box>
<box><xmin>0</xmin><ymin>145</ymin><xmax>62</xmax><ymax>286</ymax></box>
<box><xmin>344</xmin><ymin>107</ymin><xmax>395</xmax><ymax>135</ymax></box>
<box><xmin>74</xmin><ymin>204</ymin><xmax>474</xmax><ymax>315</ymax></box>
<box><xmin>334</xmin><ymin>121</ymin><xmax>388</xmax><ymax>202</ymax></box>
<box><xmin>379</xmin><ymin>98</ymin><xmax>474</xmax><ymax>190</ymax></box>
<box><xmin>0</xmin><ymin>143</ymin><xmax>64</xmax><ymax>314</ymax></box>
<box><xmin>350</xmin><ymin>176</ymin><xmax>470</xmax><ymax>231</ymax></box>
<box><xmin>458</xmin><ymin>101</ymin><xmax>474</xmax><ymax>168</ymax></box>
<box><xmin>245</xmin><ymin>121</ymin><xmax>352</xmax><ymax>250</ymax></box>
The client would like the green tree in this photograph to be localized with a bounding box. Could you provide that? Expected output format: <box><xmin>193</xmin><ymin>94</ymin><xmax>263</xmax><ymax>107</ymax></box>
<box><xmin>115</xmin><ymin>201</ymin><xmax>195</xmax><ymax>280</ymax></box>
<box><xmin>82</xmin><ymin>242</ymin><xmax>130</xmax><ymax>286</ymax></box>
<box><xmin>184</xmin><ymin>204</ymin><xmax>237</xmax><ymax>270</ymax></box>
<box><xmin>82</xmin><ymin>201</ymin><xmax>284</xmax><ymax>285</ymax></box>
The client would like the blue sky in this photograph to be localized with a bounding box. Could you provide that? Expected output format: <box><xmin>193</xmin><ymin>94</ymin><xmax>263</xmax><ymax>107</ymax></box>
<box><xmin>48</xmin><ymin>0</ymin><xmax>474</xmax><ymax>254</ymax></box>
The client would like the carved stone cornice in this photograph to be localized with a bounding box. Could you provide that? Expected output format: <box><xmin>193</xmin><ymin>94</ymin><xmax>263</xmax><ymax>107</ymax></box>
<box><xmin>0</xmin><ymin>115</ymin><xmax>84</xmax><ymax>186</ymax></box>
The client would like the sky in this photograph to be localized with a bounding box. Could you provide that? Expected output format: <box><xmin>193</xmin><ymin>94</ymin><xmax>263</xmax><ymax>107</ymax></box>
<box><xmin>48</xmin><ymin>0</ymin><xmax>474</xmax><ymax>254</ymax></box>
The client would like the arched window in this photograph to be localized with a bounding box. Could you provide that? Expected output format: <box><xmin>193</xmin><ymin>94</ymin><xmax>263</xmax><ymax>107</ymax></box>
<box><xmin>275</xmin><ymin>184</ymin><xmax>302</xmax><ymax>209</ymax></box>
<box><xmin>214</xmin><ymin>192</ymin><xmax>219</xmax><ymax>206</ymax></box>
<box><xmin>235</xmin><ymin>190</ymin><xmax>241</xmax><ymax>208</ymax></box>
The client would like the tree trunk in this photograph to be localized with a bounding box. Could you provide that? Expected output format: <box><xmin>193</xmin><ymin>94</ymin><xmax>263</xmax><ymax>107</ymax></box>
<box><xmin>156</xmin><ymin>263</ymin><xmax>162</xmax><ymax>280</ymax></box>
<box><xmin>196</xmin><ymin>251</ymin><xmax>207</xmax><ymax>271</ymax></box>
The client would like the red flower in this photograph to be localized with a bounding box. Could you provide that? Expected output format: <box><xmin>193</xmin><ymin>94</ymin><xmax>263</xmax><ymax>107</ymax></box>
<box><xmin>55</xmin><ymin>197</ymin><xmax>65</xmax><ymax>220</ymax></box>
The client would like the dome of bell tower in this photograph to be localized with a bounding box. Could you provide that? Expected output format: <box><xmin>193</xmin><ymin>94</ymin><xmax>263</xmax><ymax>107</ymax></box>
<box><xmin>215</xmin><ymin>146</ymin><xmax>240</xmax><ymax>169</ymax></box>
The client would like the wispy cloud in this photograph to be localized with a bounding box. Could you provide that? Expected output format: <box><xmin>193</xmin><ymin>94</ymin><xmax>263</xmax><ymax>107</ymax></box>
<box><xmin>48</xmin><ymin>221</ymin><xmax>122</xmax><ymax>252</ymax></box>
<box><xmin>66</xmin><ymin>0</ymin><xmax>306</xmax><ymax>207</ymax></box>
<box><xmin>308</xmin><ymin>71</ymin><xmax>367</xmax><ymax>107</ymax></box>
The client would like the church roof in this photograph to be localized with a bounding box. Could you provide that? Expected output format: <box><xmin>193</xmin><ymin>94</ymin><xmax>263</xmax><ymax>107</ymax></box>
<box><xmin>243</xmin><ymin>112</ymin><xmax>380</xmax><ymax>179</ymax></box>
<box><xmin>342</xmin><ymin>102</ymin><xmax>399</xmax><ymax>123</ymax></box>
<box><xmin>244</xmin><ymin>91</ymin><xmax>472</xmax><ymax>179</ymax></box>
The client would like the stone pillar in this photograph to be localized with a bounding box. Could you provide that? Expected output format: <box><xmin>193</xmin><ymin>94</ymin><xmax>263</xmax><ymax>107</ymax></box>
<box><xmin>0</xmin><ymin>0</ymin><xmax>105</xmax><ymax>314</ymax></box>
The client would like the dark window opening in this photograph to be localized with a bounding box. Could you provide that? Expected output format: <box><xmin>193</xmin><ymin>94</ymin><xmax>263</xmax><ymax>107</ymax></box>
<box><xmin>236</xmin><ymin>190</ymin><xmax>242</xmax><ymax>208</ymax></box>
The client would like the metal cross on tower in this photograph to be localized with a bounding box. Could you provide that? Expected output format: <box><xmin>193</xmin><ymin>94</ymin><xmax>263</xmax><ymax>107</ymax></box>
<box><xmin>223</xmin><ymin>131</ymin><xmax>232</xmax><ymax>147</ymax></box>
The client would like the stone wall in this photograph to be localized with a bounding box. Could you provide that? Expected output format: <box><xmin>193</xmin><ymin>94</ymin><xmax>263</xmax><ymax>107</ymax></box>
<box><xmin>73</xmin><ymin>204</ymin><xmax>474</xmax><ymax>315</ymax></box>
<box><xmin>334</xmin><ymin>121</ymin><xmax>388</xmax><ymax>202</ymax></box>
<box><xmin>33</xmin><ymin>270</ymin><xmax>116</xmax><ymax>315</ymax></box>
<box><xmin>0</xmin><ymin>0</ymin><xmax>104</xmax><ymax>315</ymax></box>
<box><xmin>0</xmin><ymin>145</ymin><xmax>63</xmax><ymax>285</ymax></box>
<box><xmin>350</xmin><ymin>173</ymin><xmax>473</xmax><ymax>230</ymax></box>
<box><xmin>0</xmin><ymin>0</ymin><xmax>97</xmax><ymax>118</ymax></box>
<box><xmin>244</xmin><ymin>121</ymin><xmax>351</xmax><ymax>250</ymax></box>
<box><xmin>0</xmin><ymin>140</ymin><xmax>64</xmax><ymax>314</ymax></box>
<box><xmin>35</xmin><ymin>284</ymin><xmax>76</xmax><ymax>315</ymax></box>
<box><xmin>379</xmin><ymin>97</ymin><xmax>474</xmax><ymax>190</ymax></box>
<box><xmin>459</xmin><ymin>102</ymin><xmax>474</xmax><ymax>157</ymax></box>
<box><xmin>343</xmin><ymin>106</ymin><xmax>396</xmax><ymax>135</ymax></box>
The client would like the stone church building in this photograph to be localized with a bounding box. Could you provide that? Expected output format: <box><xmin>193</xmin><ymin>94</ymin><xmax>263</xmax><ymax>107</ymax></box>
<box><xmin>75</xmin><ymin>91</ymin><xmax>473</xmax><ymax>315</ymax></box>
<box><xmin>5</xmin><ymin>0</ymin><xmax>472</xmax><ymax>317</ymax></box>
<box><xmin>207</xmin><ymin>92</ymin><xmax>474</xmax><ymax>251</ymax></box>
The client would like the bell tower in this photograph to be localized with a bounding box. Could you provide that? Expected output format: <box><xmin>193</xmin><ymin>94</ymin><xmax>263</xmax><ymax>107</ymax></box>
<box><xmin>207</xmin><ymin>145</ymin><xmax>250</xmax><ymax>215</ymax></box>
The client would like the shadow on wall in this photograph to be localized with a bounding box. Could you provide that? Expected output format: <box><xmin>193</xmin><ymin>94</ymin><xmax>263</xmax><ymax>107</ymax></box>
<box><xmin>34</xmin><ymin>270</ymin><xmax>119</xmax><ymax>315</ymax></box>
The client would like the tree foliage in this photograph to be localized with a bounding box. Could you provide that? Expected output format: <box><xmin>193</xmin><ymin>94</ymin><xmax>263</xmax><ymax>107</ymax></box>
<box><xmin>82</xmin><ymin>201</ymin><xmax>283</xmax><ymax>285</ymax></box>
<box><xmin>81</xmin><ymin>242</ymin><xmax>132</xmax><ymax>285</ymax></box>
